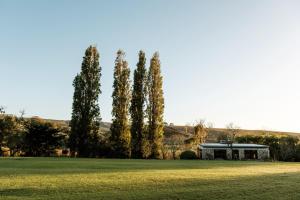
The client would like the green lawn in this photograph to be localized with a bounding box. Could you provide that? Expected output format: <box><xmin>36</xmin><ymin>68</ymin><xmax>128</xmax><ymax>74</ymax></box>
<box><xmin>0</xmin><ymin>158</ymin><xmax>300</xmax><ymax>200</ymax></box>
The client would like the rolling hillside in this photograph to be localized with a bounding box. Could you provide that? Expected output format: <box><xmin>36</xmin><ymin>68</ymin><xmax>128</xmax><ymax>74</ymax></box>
<box><xmin>164</xmin><ymin>125</ymin><xmax>300</xmax><ymax>142</ymax></box>
<box><xmin>41</xmin><ymin>118</ymin><xmax>300</xmax><ymax>142</ymax></box>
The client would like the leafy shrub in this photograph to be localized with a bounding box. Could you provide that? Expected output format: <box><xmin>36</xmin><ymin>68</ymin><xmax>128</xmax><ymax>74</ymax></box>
<box><xmin>180</xmin><ymin>150</ymin><xmax>197</xmax><ymax>160</ymax></box>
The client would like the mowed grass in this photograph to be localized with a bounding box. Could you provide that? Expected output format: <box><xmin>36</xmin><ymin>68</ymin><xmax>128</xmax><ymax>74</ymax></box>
<box><xmin>0</xmin><ymin>158</ymin><xmax>300</xmax><ymax>200</ymax></box>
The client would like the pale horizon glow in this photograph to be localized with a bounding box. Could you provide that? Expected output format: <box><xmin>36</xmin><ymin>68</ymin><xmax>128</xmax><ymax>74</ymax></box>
<box><xmin>1</xmin><ymin>1</ymin><xmax>300</xmax><ymax>132</ymax></box>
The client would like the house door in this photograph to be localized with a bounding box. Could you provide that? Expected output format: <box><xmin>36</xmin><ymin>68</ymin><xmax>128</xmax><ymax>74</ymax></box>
<box><xmin>232</xmin><ymin>150</ymin><xmax>239</xmax><ymax>160</ymax></box>
<box><xmin>214</xmin><ymin>149</ymin><xmax>227</xmax><ymax>160</ymax></box>
<box><xmin>244</xmin><ymin>150</ymin><xmax>258</xmax><ymax>159</ymax></box>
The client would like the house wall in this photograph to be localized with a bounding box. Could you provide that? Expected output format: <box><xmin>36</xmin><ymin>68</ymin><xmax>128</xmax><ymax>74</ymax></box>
<box><xmin>257</xmin><ymin>149</ymin><xmax>269</xmax><ymax>160</ymax></box>
<box><xmin>202</xmin><ymin>148</ymin><xmax>214</xmax><ymax>160</ymax></box>
<box><xmin>226</xmin><ymin>149</ymin><xmax>232</xmax><ymax>160</ymax></box>
<box><xmin>238</xmin><ymin>149</ymin><xmax>245</xmax><ymax>160</ymax></box>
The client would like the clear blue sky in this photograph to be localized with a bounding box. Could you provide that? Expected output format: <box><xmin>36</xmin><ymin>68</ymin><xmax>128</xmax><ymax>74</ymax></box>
<box><xmin>1</xmin><ymin>0</ymin><xmax>300</xmax><ymax>132</ymax></box>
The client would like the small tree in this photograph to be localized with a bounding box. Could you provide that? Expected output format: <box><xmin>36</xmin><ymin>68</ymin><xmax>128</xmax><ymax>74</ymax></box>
<box><xmin>226</xmin><ymin>123</ymin><xmax>240</xmax><ymax>159</ymax></box>
<box><xmin>226</xmin><ymin>123</ymin><xmax>240</xmax><ymax>143</ymax></box>
<box><xmin>193</xmin><ymin>120</ymin><xmax>208</xmax><ymax>144</ymax></box>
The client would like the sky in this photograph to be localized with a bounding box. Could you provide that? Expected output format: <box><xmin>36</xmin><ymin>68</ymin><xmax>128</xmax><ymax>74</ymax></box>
<box><xmin>1</xmin><ymin>0</ymin><xmax>300</xmax><ymax>132</ymax></box>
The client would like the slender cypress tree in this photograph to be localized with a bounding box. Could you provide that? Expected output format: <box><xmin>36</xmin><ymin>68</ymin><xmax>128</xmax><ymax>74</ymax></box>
<box><xmin>110</xmin><ymin>50</ymin><xmax>131</xmax><ymax>158</ymax></box>
<box><xmin>69</xmin><ymin>74</ymin><xmax>84</xmax><ymax>154</ymax></box>
<box><xmin>130</xmin><ymin>50</ymin><xmax>148</xmax><ymax>158</ymax></box>
<box><xmin>70</xmin><ymin>46</ymin><xmax>101</xmax><ymax>157</ymax></box>
<box><xmin>147</xmin><ymin>52</ymin><xmax>164</xmax><ymax>159</ymax></box>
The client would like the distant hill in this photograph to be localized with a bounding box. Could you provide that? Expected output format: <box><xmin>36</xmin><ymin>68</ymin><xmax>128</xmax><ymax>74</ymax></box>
<box><xmin>165</xmin><ymin>125</ymin><xmax>300</xmax><ymax>142</ymax></box>
<box><xmin>40</xmin><ymin>118</ymin><xmax>300</xmax><ymax>142</ymax></box>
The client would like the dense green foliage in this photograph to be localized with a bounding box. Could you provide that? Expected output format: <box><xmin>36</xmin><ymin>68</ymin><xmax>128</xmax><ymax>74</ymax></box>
<box><xmin>147</xmin><ymin>52</ymin><xmax>165</xmax><ymax>159</ymax></box>
<box><xmin>110</xmin><ymin>50</ymin><xmax>131</xmax><ymax>158</ymax></box>
<box><xmin>0</xmin><ymin>112</ymin><xmax>68</xmax><ymax>157</ymax></box>
<box><xmin>0</xmin><ymin>113</ymin><xmax>24</xmax><ymax>156</ymax></box>
<box><xmin>1</xmin><ymin>158</ymin><xmax>300</xmax><ymax>200</ymax></box>
<box><xmin>24</xmin><ymin>118</ymin><xmax>67</xmax><ymax>156</ymax></box>
<box><xmin>69</xmin><ymin>46</ymin><xmax>102</xmax><ymax>157</ymax></box>
<box><xmin>130</xmin><ymin>50</ymin><xmax>149</xmax><ymax>158</ymax></box>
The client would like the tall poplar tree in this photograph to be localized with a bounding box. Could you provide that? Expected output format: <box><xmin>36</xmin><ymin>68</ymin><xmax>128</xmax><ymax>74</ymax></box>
<box><xmin>147</xmin><ymin>52</ymin><xmax>164</xmax><ymax>159</ymax></box>
<box><xmin>130</xmin><ymin>50</ymin><xmax>148</xmax><ymax>158</ymax></box>
<box><xmin>70</xmin><ymin>46</ymin><xmax>101</xmax><ymax>157</ymax></box>
<box><xmin>110</xmin><ymin>50</ymin><xmax>131</xmax><ymax>158</ymax></box>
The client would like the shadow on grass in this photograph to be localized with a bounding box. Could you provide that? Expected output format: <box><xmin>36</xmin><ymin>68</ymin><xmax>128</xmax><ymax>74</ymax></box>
<box><xmin>0</xmin><ymin>188</ymin><xmax>41</xmax><ymax>197</ymax></box>
<box><xmin>0</xmin><ymin>171</ymin><xmax>299</xmax><ymax>200</ymax></box>
<box><xmin>0</xmin><ymin>157</ymin><xmax>294</xmax><ymax>176</ymax></box>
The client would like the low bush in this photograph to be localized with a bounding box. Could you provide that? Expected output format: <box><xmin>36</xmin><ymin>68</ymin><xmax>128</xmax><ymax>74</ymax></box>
<box><xmin>180</xmin><ymin>150</ymin><xmax>198</xmax><ymax>160</ymax></box>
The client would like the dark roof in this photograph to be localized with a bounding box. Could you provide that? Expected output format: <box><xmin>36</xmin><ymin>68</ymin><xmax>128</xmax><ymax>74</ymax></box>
<box><xmin>200</xmin><ymin>143</ymin><xmax>269</xmax><ymax>149</ymax></box>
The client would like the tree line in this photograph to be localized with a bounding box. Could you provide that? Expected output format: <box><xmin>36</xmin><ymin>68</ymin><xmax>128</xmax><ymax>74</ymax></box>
<box><xmin>0</xmin><ymin>112</ymin><xmax>68</xmax><ymax>157</ymax></box>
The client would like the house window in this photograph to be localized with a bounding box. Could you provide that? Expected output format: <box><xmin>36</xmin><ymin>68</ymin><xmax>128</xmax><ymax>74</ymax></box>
<box><xmin>214</xmin><ymin>149</ymin><xmax>227</xmax><ymax>160</ymax></box>
<box><xmin>244</xmin><ymin>150</ymin><xmax>258</xmax><ymax>159</ymax></box>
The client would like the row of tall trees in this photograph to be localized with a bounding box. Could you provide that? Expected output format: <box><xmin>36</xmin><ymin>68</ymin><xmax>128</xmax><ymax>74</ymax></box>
<box><xmin>70</xmin><ymin>46</ymin><xmax>164</xmax><ymax>159</ymax></box>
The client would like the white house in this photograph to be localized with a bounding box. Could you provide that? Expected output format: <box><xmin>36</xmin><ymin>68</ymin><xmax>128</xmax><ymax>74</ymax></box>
<box><xmin>199</xmin><ymin>142</ymin><xmax>270</xmax><ymax>160</ymax></box>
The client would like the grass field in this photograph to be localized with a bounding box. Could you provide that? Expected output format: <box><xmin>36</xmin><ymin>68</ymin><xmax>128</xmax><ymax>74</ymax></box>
<box><xmin>0</xmin><ymin>158</ymin><xmax>300</xmax><ymax>200</ymax></box>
